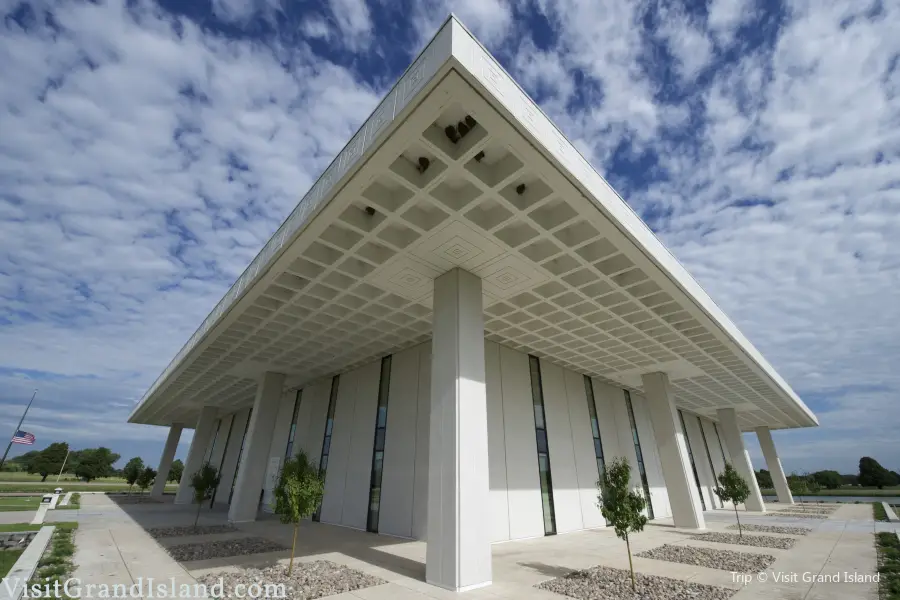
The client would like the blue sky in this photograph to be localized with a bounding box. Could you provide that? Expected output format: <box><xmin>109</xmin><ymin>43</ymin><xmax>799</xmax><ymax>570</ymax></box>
<box><xmin>1</xmin><ymin>0</ymin><xmax>897</xmax><ymax>475</ymax></box>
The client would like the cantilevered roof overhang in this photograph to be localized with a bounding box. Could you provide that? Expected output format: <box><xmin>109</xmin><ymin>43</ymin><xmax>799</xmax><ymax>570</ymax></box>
<box><xmin>129</xmin><ymin>17</ymin><xmax>817</xmax><ymax>431</ymax></box>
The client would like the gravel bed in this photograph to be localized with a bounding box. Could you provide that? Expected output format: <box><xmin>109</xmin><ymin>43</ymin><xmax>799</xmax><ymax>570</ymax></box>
<box><xmin>196</xmin><ymin>560</ymin><xmax>386</xmax><ymax>600</ymax></box>
<box><xmin>146</xmin><ymin>525</ymin><xmax>237</xmax><ymax>539</ymax></box>
<box><xmin>167</xmin><ymin>537</ymin><xmax>286</xmax><ymax>562</ymax></box>
<box><xmin>777</xmin><ymin>505</ymin><xmax>836</xmax><ymax>513</ymax></box>
<box><xmin>537</xmin><ymin>564</ymin><xmax>736</xmax><ymax>600</ymax></box>
<box><xmin>764</xmin><ymin>511</ymin><xmax>828</xmax><ymax>521</ymax></box>
<box><xmin>727</xmin><ymin>524</ymin><xmax>811</xmax><ymax>536</ymax></box>
<box><xmin>690</xmin><ymin>532</ymin><xmax>795</xmax><ymax>549</ymax></box>
<box><xmin>109</xmin><ymin>495</ymin><xmax>161</xmax><ymax>504</ymax></box>
<box><xmin>636</xmin><ymin>544</ymin><xmax>775</xmax><ymax>572</ymax></box>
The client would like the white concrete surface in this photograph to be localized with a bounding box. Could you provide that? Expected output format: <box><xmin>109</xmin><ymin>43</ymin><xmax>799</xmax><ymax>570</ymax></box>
<box><xmin>426</xmin><ymin>268</ymin><xmax>491</xmax><ymax>591</ymax></box>
<box><xmin>756</xmin><ymin>425</ymin><xmax>794</xmax><ymax>505</ymax></box>
<box><xmin>152</xmin><ymin>424</ymin><xmax>183</xmax><ymax>498</ymax></box>
<box><xmin>642</xmin><ymin>372</ymin><xmax>705</xmax><ymax>529</ymax></box>
<box><xmin>229</xmin><ymin>371</ymin><xmax>285</xmax><ymax>522</ymax></box>
<box><xmin>884</xmin><ymin>501</ymin><xmax>899</xmax><ymax>522</ymax></box>
<box><xmin>59</xmin><ymin>491</ymin><xmax>73</xmax><ymax>506</ymax></box>
<box><xmin>717</xmin><ymin>407</ymin><xmax>766</xmax><ymax>512</ymax></box>
<box><xmin>175</xmin><ymin>408</ymin><xmax>218</xmax><ymax>504</ymax></box>
<box><xmin>29</xmin><ymin>503</ymin><xmax>49</xmax><ymax>525</ymax></box>
<box><xmin>214</xmin><ymin>407</ymin><xmax>250</xmax><ymax>505</ymax></box>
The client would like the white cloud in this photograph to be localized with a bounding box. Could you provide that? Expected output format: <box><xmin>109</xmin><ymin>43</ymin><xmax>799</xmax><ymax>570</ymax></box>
<box><xmin>328</xmin><ymin>0</ymin><xmax>374</xmax><ymax>51</ymax></box>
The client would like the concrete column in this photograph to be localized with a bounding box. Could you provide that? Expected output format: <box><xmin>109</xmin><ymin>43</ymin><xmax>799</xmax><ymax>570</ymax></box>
<box><xmin>641</xmin><ymin>372</ymin><xmax>706</xmax><ymax>529</ymax></box>
<box><xmin>716</xmin><ymin>408</ymin><xmax>766</xmax><ymax>512</ymax></box>
<box><xmin>426</xmin><ymin>268</ymin><xmax>492</xmax><ymax>592</ymax></box>
<box><xmin>756</xmin><ymin>426</ymin><xmax>793</xmax><ymax>505</ymax></box>
<box><xmin>150</xmin><ymin>424</ymin><xmax>183</xmax><ymax>498</ymax></box>
<box><xmin>228</xmin><ymin>372</ymin><xmax>285</xmax><ymax>523</ymax></box>
<box><xmin>175</xmin><ymin>407</ymin><xmax>218</xmax><ymax>504</ymax></box>
<box><xmin>215</xmin><ymin>408</ymin><xmax>250</xmax><ymax>505</ymax></box>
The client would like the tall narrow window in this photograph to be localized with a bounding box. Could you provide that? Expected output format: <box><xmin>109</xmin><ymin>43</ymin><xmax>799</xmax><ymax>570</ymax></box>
<box><xmin>284</xmin><ymin>390</ymin><xmax>303</xmax><ymax>460</ymax></box>
<box><xmin>228</xmin><ymin>408</ymin><xmax>252</xmax><ymax>504</ymax></box>
<box><xmin>678</xmin><ymin>410</ymin><xmax>706</xmax><ymax>510</ymax></box>
<box><xmin>713</xmin><ymin>422</ymin><xmax>728</xmax><ymax>465</ymax></box>
<box><xmin>367</xmin><ymin>355</ymin><xmax>392</xmax><ymax>533</ymax></box>
<box><xmin>204</xmin><ymin>420</ymin><xmax>221</xmax><ymax>465</ymax></box>
<box><xmin>697</xmin><ymin>415</ymin><xmax>720</xmax><ymax>508</ymax></box>
<box><xmin>583</xmin><ymin>376</ymin><xmax>608</xmax><ymax>525</ymax></box>
<box><xmin>313</xmin><ymin>375</ymin><xmax>340</xmax><ymax>522</ymax></box>
<box><xmin>624</xmin><ymin>392</ymin><xmax>654</xmax><ymax>520</ymax></box>
<box><xmin>529</xmin><ymin>355</ymin><xmax>556</xmax><ymax>535</ymax></box>
<box><xmin>209</xmin><ymin>417</ymin><xmax>234</xmax><ymax>507</ymax></box>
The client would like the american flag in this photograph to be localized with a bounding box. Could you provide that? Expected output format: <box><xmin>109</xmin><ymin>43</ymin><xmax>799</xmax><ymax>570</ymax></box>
<box><xmin>11</xmin><ymin>430</ymin><xmax>35</xmax><ymax>445</ymax></box>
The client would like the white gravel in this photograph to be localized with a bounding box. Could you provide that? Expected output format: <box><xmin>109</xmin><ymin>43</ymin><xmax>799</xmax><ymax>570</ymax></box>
<box><xmin>196</xmin><ymin>560</ymin><xmax>386</xmax><ymax>600</ymax></box>
<box><xmin>636</xmin><ymin>544</ymin><xmax>776</xmax><ymax>572</ymax></box>
<box><xmin>167</xmin><ymin>537</ymin><xmax>286</xmax><ymax>562</ymax></box>
<box><xmin>690</xmin><ymin>532</ymin><xmax>796</xmax><ymax>549</ymax></box>
<box><xmin>765</xmin><ymin>512</ymin><xmax>826</xmax><ymax>519</ymax></box>
<box><xmin>727</xmin><ymin>524</ymin><xmax>811</xmax><ymax>536</ymax></box>
<box><xmin>537</xmin><ymin>564</ymin><xmax>736</xmax><ymax>600</ymax></box>
<box><xmin>147</xmin><ymin>525</ymin><xmax>237</xmax><ymax>539</ymax></box>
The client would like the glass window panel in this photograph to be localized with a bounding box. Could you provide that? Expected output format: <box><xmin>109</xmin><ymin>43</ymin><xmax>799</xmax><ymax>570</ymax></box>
<box><xmin>322</xmin><ymin>436</ymin><xmax>331</xmax><ymax>456</ymax></box>
<box><xmin>377</xmin><ymin>406</ymin><xmax>388</xmax><ymax>428</ymax></box>
<box><xmin>533</xmin><ymin>404</ymin><xmax>545</xmax><ymax>429</ymax></box>
<box><xmin>374</xmin><ymin>428</ymin><xmax>385</xmax><ymax>451</ymax></box>
<box><xmin>325</xmin><ymin>420</ymin><xmax>333</xmax><ymax>436</ymax></box>
<box><xmin>591</xmin><ymin>419</ymin><xmax>600</xmax><ymax>438</ymax></box>
<box><xmin>536</xmin><ymin>430</ymin><xmax>549</xmax><ymax>454</ymax></box>
<box><xmin>593</xmin><ymin>438</ymin><xmax>603</xmax><ymax>459</ymax></box>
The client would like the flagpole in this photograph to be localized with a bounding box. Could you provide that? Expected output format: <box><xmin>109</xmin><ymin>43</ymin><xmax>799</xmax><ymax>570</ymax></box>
<box><xmin>55</xmin><ymin>449</ymin><xmax>71</xmax><ymax>484</ymax></box>
<box><xmin>0</xmin><ymin>389</ymin><xmax>38</xmax><ymax>472</ymax></box>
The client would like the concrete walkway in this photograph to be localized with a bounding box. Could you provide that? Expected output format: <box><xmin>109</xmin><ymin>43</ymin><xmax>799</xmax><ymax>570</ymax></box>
<box><xmin>44</xmin><ymin>496</ymin><xmax>891</xmax><ymax>600</ymax></box>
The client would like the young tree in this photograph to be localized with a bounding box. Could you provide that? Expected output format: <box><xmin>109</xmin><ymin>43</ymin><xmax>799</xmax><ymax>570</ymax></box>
<box><xmin>27</xmin><ymin>442</ymin><xmax>69</xmax><ymax>481</ymax></box>
<box><xmin>597</xmin><ymin>457</ymin><xmax>648</xmax><ymax>592</ymax></box>
<box><xmin>123</xmin><ymin>457</ymin><xmax>145</xmax><ymax>493</ymax></box>
<box><xmin>136</xmin><ymin>466</ymin><xmax>156</xmax><ymax>495</ymax></box>
<box><xmin>273</xmin><ymin>449</ymin><xmax>325</xmax><ymax>576</ymax></box>
<box><xmin>714</xmin><ymin>463</ymin><xmax>751</xmax><ymax>538</ymax></box>
<box><xmin>190</xmin><ymin>464</ymin><xmax>220</xmax><ymax>527</ymax></box>
<box><xmin>788</xmin><ymin>475</ymin><xmax>809</xmax><ymax>504</ymax></box>
<box><xmin>168</xmin><ymin>459</ymin><xmax>184</xmax><ymax>483</ymax></box>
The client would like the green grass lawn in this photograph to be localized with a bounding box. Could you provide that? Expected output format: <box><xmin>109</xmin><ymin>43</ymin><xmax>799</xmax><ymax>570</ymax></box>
<box><xmin>0</xmin><ymin>472</ymin><xmax>129</xmax><ymax>483</ymax></box>
<box><xmin>1</xmin><ymin>548</ymin><xmax>24</xmax><ymax>578</ymax></box>
<box><xmin>0</xmin><ymin>483</ymin><xmax>177</xmax><ymax>493</ymax></box>
<box><xmin>0</xmin><ymin>522</ymin><xmax>78</xmax><ymax>533</ymax></box>
<box><xmin>875</xmin><ymin>502</ymin><xmax>890</xmax><ymax>522</ymax></box>
<box><xmin>55</xmin><ymin>493</ymin><xmax>80</xmax><ymax>510</ymax></box>
<box><xmin>761</xmin><ymin>487</ymin><xmax>900</xmax><ymax>497</ymax></box>
<box><xmin>0</xmin><ymin>496</ymin><xmax>43</xmax><ymax>511</ymax></box>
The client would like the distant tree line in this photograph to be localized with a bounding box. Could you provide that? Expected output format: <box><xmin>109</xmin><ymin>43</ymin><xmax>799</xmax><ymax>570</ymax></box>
<box><xmin>2</xmin><ymin>445</ymin><xmax>184</xmax><ymax>485</ymax></box>
<box><xmin>755</xmin><ymin>456</ymin><xmax>900</xmax><ymax>491</ymax></box>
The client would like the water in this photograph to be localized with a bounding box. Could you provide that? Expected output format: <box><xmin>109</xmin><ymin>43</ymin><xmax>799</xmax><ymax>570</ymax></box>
<box><xmin>762</xmin><ymin>495</ymin><xmax>900</xmax><ymax>504</ymax></box>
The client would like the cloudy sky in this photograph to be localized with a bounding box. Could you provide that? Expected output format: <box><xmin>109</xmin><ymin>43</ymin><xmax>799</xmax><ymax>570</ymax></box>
<box><xmin>1</xmin><ymin>0</ymin><xmax>897</xmax><ymax>475</ymax></box>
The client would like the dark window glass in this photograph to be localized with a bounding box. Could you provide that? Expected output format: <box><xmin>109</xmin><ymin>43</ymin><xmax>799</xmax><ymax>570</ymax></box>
<box><xmin>536</xmin><ymin>429</ymin><xmax>549</xmax><ymax>454</ymax></box>
<box><xmin>285</xmin><ymin>390</ymin><xmax>303</xmax><ymax>460</ymax></box>
<box><xmin>367</xmin><ymin>356</ymin><xmax>392</xmax><ymax>533</ymax></box>
<box><xmin>697</xmin><ymin>415</ymin><xmax>720</xmax><ymax>509</ymax></box>
<box><xmin>314</xmin><ymin>376</ymin><xmax>340</xmax><ymax>522</ymax></box>
<box><xmin>625</xmin><ymin>393</ymin><xmax>654</xmax><ymax>520</ymax></box>
<box><xmin>584</xmin><ymin>376</ymin><xmax>608</xmax><ymax>524</ymax></box>
<box><xmin>591</xmin><ymin>419</ymin><xmax>600</xmax><ymax>439</ymax></box>
<box><xmin>529</xmin><ymin>355</ymin><xmax>556</xmax><ymax>535</ymax></box>
<box><xmin>679</xmin><ymin>410</ymin><xmax>706</xmax><ymax>511</ymax></box>
<box><xmin>228</xmin><ymin>409</ymin><xmax>253</xmax><ymax>504</ymax></box>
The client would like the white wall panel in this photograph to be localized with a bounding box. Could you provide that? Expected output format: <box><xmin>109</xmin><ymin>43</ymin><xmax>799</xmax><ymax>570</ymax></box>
<box><xmin>498</xmin><ymin>345</ymin><xmax>544</xmax><ymax>540</ymax></box>
<box><xmin>630</xmin><ymin>394</ymin><xmax>672</xmax><ymax>519</ymax></box>
<box><xmin>208</xmin><ymin>414</ymin><xmax>234</xmax><ymax>473</ymax></box>
<box><xmin>683</xmin><ymin>412</ymin><xmax>718</xmax><ymax>510</ymax></box>
<box><xmin>262</xmin><ymin>392</ymin><xmax>297</xmax><ymax>511</ymax></box>
<box><xmin>412</xmin><ymin>343</ymin><xmax>431</xmax><ymax>540</ymax></box>
<box><xmin>341</xmin><ymin>359</ymin><xmax>382</xmax><ymax>530</ymax></box>
<box><xmin>299</xmin><ymin>380</ymin><xmax>332</xmax><ymax>462</ymax></box>
<box><xmin>320</xmin><ymin>369</ymin><xmax>358</xmax><ymax>525</ymax></box>
<box><xmin>566</xmin><ymin>371</ymin><xmax>605</xmax><ymax>529</ymax></box>
<box><xmin>539</xmin><ymin>361</ymin><xmax>583</xmax><ymax>534</ymax></box>
<box><xmin>380</xmin><ymin>346</ymin><xmax>421</xmax><ymax>538</ymax></box>
<box><xmin>594</xmin><ymin>381</ymin><xmax>634</xmax><ymax>479</ymax></box>
<box><xmin>484</xmin><ymin>341</ymin><xmax>510</xmax><ymax>542</ymax></box>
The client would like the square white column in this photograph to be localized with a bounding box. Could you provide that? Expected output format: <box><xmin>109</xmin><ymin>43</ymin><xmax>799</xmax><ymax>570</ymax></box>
<box><xmin>228</xmin><ymin>371</ymin><xmax>285</xmax><ymax>523</ymax></box>
<box><xmin>641</xmin><ymin>372</ymin><xmax>706</xmax><ymax>529</ymax></box>
<box><xmin>151</xmin><ymin>424</ymin><xmax>183</xmax><ymax>498</ymax></box>
<box><xmin>175</xmin><ymin>407</ymin><xmax>218</xmax><ymax>504</ymax></box>
<box><xmin>426</xmin><ymin>268</ymin><xmax>492</xmax><ymax>592</ymax></box>
<box><xmin>716</xmin><ymin>408</ymin><xmax>766</xmax><ymax>512</ymax></box>
<box><xmin>756</xmin><ymin>426</ymin><xmax>793</xmax><ymax>505</ymax></box>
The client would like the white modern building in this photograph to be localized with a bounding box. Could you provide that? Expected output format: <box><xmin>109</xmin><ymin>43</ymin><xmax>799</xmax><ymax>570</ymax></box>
<box><xmin>131</xmin><ymin>16</ymin><xmax>816</xmax><ymax>592</ymax></box>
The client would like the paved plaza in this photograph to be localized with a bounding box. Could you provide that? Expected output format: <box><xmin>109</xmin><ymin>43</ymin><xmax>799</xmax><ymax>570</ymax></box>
<box><xmin>42</xmin><ymin>494</ymin><xmax>894</xmax><ymax>600</ymax></box>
